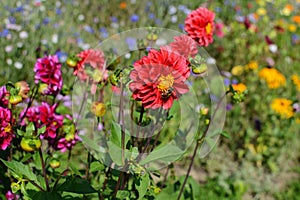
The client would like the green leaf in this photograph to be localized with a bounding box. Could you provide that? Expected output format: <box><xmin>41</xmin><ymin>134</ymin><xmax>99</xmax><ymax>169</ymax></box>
<box><xmin>79</xmin><ymin>134</ymin><xmax>105</xmax><ymax>161</ymax></box>
<box><xmin>110</xmin><ymin>121</ymin><xmax>130</xmax><ymax>148</ymax></box>
<box><xmin>26</xmin><ymin>122</ymin><xmax>35</xmax><ymax>134</ymax></box>
<box><xmin>116</xmin><ymin>190</ymin><xmax>130</xmax><ymax>199</ymax></box>
<box><xmin>139</xmin><ymin>144</ymin><xmax>184</xmax><ymax>165</ymax></box>
<box><xmin>220</xmin><ymin>131</ymin><xmax>230</xmax><ymax>139</ymax></box>
<box><xmin>107</xmin><ymin>141</ymin><xmax>131</xmax><ymax>166</ymax></box>
<box><xmin>56</xmin><ymin>176</ymin><xmax>97</xmax><ymax>194</ymax></box>
<box><xmin>89</xmin><ymin>161</ymin><xmax>105</xmax><ymax>173</ymax></box>
<box><xmin>27</xmin><ymin>191</ymin><xmax>63</xmax><ymax>200</ymax></box>
<box><xmin>0</xmin><ymin>159</ymin><xmax>43</xmax><ymax>190</ymax></box>
<box><xmin>135</xmin><ymin>174</ymin><xmax>150</xmax><ymax>200</ymax></box>
<box><xmin>37</xmin><ymin>126</ymin><xmax>46</xmax><ymax>136</ymax></box>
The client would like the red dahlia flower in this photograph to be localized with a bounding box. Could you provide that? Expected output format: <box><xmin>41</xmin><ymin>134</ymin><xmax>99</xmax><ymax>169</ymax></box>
<box><xmin>34</xmin><ymin>55</ymin><xmax>63</xmax><ymax>95</ymax></box>
<box><xmin>129</xmin><ymin>48</ymin><xmax>190</xmax><ymax>109</ymax></box>
<box><xmin>184</xmin><ymin>7</ymin><xmax>215</xmax><ymax>46</ymax></box>
<box><xmin>21</xmin><ymin>102</ymin><xmax>64</xmax><ymax>139</ymax></box>
<box><xmin>168</xmin><ymin>35</ymin><xmax>198</xmax><ymax>60</ymax></box>
<box><xmin>0</xmin><ymin>107</ymin><xmax>14</xmax><ymax>150</ymax></box>
<box><xmin>74</xmin><ymin>49</ymin><xmax>107</xmax><ymax>81</ymax></box>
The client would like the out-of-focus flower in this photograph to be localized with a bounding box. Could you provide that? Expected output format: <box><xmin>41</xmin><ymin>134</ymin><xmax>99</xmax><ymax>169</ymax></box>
<box><xmin>5</xmin><ymin>190</ymin><xmax>19</xmax><ymax>200</ymax></box>
<box><xmin>231</xmin><ymin>83</ymin><xmax>247</xmax><ymax>93</ymax></box>
<box><xmin>271</xmin><ymin>98</ymin><xmax>294</xmax><ymax>119</ymax></box>
<box><xmin>291</xmin><ymin>74</ymin><xmax>300</xmax><ymax>91</ymax></box>
<box><xmin>0</xmin><ymin>107</ymin><xmax>14</xmax><ymax>150</ymax></box>
<box><xmin>34</xmin><ymin>55</ymin><xmax>63</xmax><ymax>95</ymax></box>
<box><xmin>245</xmin><ymin>61</ymin><xmax>258</xmax><ymax>70</ymax></box>
<box><xmin>91</xmin><ymin>102</ymin><xmax>106</xmax><ymax>117</ymax></box>
<box><xmin>215</xmin><ymin>22</ymin><xmax>225</xmax><ymax>38</ymax></box>
<box><xmin>119</xmin><ymin>2</ymin><xmax>127</xmax><ymax>9</ymax></box>
<box><xmin>21</xmin><ymin>102</ymin><xmax>64</xmax><ymax>139</ymax></box>
<box><xmin>0</xmin><ymin>86</ymin><xmax>9</xmax><ymax>107</ymax></box>
<box><xmin>231</xmin><ymin>65</ymin><xmax>244</xmax><ymax>76</ymax></box>
<box><xmin>130</xmin><ymin>14</ymin><xmax>139</xmax><ymax>22</ymax></box>
<box><xmin>293</xmin><ymin>15</ymin><xmax>300</xmax><ymax>25</ymax></box>
<box><xmin>74</xmin><ymin>49</ymin><xmax>107</xmax><ymax>82</ymax></box>
<box><xmin>256</xmin><ymin>7</ymin><xmax>267</xmax><ymax>16</ymax></box>
<box><xmin>185</xmin><ymin>7</ymin><xmax>215</xmax><ymax>46</ymax></box>
<box><xmin>281</xmin><ymin>4</ymin><xmax>294</xmax><ymax>16</ymax></box>
<box><xmin>15</xmin><ymin>81</ymin><xmax>30</xmax><ymax>99</ymax></box>
<box><xmin>288</xmin><ymin>24</ymin><xmax>297</xmax><ymax>32</ymax></box>
<box><xmin>259</xmin><ymin>67</ymin><xmax>286</xmax><ymax>89</ymax></box>
<box><xmin>167</xmin><ymin>35</ymin><xmax>198</xmax><ymax>60</ymax></box>
<box><xmin>129</xmin><ymin>47</ymin><xmax>189</xmax><ymax>109</ymax></box>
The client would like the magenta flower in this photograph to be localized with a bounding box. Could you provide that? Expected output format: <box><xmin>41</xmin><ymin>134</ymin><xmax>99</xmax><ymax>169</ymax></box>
<box><xmin>215</xmin><ymin>22</ymin><xmax>225</xmax><ymax>38</ymax></box>
<box><xmin>34</xmin><ymin>55</ymin><xmax>63</xmax><ymax>95</ymax></box>
<box><xmin>0</xmin><ymin>86</ymin><xmax>9</xmax><ymax>107</ymax></box>
<box><xmin>57</xmin><ymin>134</ymin><xmax>80</xmax><ymax>152</ymax></box>
<box><xmin>5</xmin><ymin>190</ymin><xmax>19</xmax><ymax>200</ymax></box>
<box><xmin>21</xmin><ymin>102</ymin><xmax>64</xmax><ymax>139</ymax></box>
<box><xmin>0</xmin><ymin>107</ymin><xmax>14</xmax><ymax>150</ymax></box>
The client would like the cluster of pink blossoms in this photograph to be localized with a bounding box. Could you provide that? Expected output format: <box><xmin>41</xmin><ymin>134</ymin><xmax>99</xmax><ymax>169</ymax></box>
<box><xmin>34</xmin><ymin>55</ymin><xmax>63</xmax><ymax>95</ymax></box>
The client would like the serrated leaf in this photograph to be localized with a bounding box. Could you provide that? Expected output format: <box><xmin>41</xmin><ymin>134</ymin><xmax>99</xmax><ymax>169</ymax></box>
<box><xmin>135</xmin><ymin>174</ymin><xmax>150</xmax><ymax>200</ymax></box>
<box><xmin>56</xmin><ymin>176</ymin><xmax>97</xmax><ymax>194</ymax></box>
<box><xmin>139</xmin><ymin>144</ymin><xmax>184</xmax><ymax>165</ymax></box>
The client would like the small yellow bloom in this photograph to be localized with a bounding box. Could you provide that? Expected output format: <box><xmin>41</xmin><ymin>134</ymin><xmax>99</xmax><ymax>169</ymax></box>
<box><xmin>257</xmin><ymin>8</ymin><xmax>267</xmax><ymax>16</ymax></box>
<box><xmin>288</xmin><ymin>24</ymin><xmax>297</xmax><ymax>32</ymax></box>
<box><xmin>246</xmin><ymin>61</ymin><xmax>258</xmax><ymax>70</ymax></box>
<box><xmin>231</xmin><ymin>65</ymin><xmax>244</xmax><ymax>76</ymax></box>
<box><xmin>281</xmin><ymin>4</ymin><xmax>294</xmax><ymax>16</ymax></box>
<box><xmin>271</xmin><ymin>98</ymin><xmax>294</xmax><ymax>119</ymax></box>
<box><xmin>231</xmin><ymin>83</ymin><xmax>247</xmax><ymax>93</ymax></box>
<box><xmin>291</xmin><ymin>74</ymin><xmax>300</xmax><ymax>91</ymax></box>
<box><xmin>91</xmin><ymin>102</ymin><xmax>106</xmax><ymax>117</ymax></box>
<box><xmin>258</xmin><ymin>68</ymin><xmax>286</xmax><ymax>89</ymax></box>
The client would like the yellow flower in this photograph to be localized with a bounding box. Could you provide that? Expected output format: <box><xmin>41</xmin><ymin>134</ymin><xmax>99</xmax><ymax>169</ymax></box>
<box><xmin>257</xmin><ymin>8</ymin><xmax>267</xmax><ymax>16</ymax></box>
<box><xmin>296</xmin><ymin>118</ymin><xmax>300</xmax><ymax>124</ymax></box>
<box><xmin>91</xmin><ymin>102</ymin><xmax>106</xmax><ymax>117</ymax></box>
<box><xmin>281</xmin><ymin>4</ymin><xmax>294</xmax><ymax>16</ymax></box>
<box><xmin>291</xmin><ymin>74</ymin><xmax>300</xmax><ymax>91</ymax></box>
<box><xmin>246</xmin><ymin>61</ymin><xmax>258</xmax><ymax>70</ymax></box>
<box><xmin>288</xmin><ymin>24</ymin><xmax>297</xmax><ymax>32</ymax></box>
<box><xmin>271</xmin><ymin>98</ymin><xmax>294</xmax><ymax>119</ymax></box>
<box><xmin>258</xmin><ymin>68</ymin><xmax>286</xmax><ymax>89</ymax></box>
<box><xmin>231</xmin><ymin>65</ymin><xmax>244</xmax><ymax>76</ymax></box>
<box><xmin>232</xmin><ymin>83</ymin><xmax>247</xmax><ymax>93</ymax></box>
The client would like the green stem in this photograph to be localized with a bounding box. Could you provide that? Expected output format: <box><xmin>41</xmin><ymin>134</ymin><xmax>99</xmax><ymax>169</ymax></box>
<box><xmin>39</xmin><ymin>149</ymin><xmax>50</xmax><ymax>191</ymax></box>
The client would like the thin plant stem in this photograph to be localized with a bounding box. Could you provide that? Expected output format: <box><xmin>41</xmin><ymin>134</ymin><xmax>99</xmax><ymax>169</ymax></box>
<box><xmin>177</xmin><ymin>93</ymin><xmax>226</xmax><ymax>200</ymax></box>
<box><xmin>39</xmin><ymin>148</ymin><xmax>50</xmax><ymax>191</ymax></box>
<box><xmin>85</xmin><ymin>152</ymin><xmax>91</xmax><ymax>180</ymax></box>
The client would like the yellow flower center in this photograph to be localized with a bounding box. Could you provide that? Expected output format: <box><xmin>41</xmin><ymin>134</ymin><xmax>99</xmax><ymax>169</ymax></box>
<box><xmin>4</xmin><ymin>123</ymin><xmax>12</xmax><ymax>133</ymax></box>
<box><xmin>157</xmin><ymin>74</ymin><xmax>174</xmax><ymax>94</ymax></box>
<box><xmin>205</xmin><ymin>23</ymin><xmax>212</xmax><ymax>34</ymax></box>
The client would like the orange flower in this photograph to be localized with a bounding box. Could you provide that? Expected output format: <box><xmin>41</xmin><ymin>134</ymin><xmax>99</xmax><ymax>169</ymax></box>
<box><xmin>231</xmin><ymin>83</ymin><xmax>247</xmax><ymax>93</ymax></box>
<box><xmin>293</xmin><ymin>16</ymin><xmax>300</xmax><ymax>25</ymax></box>
<box><xmin>119</xmin><ymin>2</ymin><xmax>127</xmax><ymax>9</ymax></box>
<box><xmin>271</xmin><ymin>98</ymin><xmax>294</xmax><ymax>119</ymax></box>
<box><xmin>291</xmin><ymin>74</ymin><xmax>300</xmax><ymax>91</ymax></box>
<box><xmin>258</xmin><ymin>68</ymin><xmax>286</xmax><ymax>89</ymax></box>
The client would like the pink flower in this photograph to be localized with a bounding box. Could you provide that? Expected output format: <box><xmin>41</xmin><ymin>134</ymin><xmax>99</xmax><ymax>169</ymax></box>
<box><xmin>0</xmin><ymin>107</ymin><xmax>14</xmax><ymax>150</ymax></box>
<box><xmin>5</xmin><ymin>190</ymin><xmax>19</xmax><ymax>200</ymax></box>
<box><xmin>0</xmin><ymin>86</ymin><xmax>9</xmax><ymax>107</ymax></box>
<box><xmin>215</xmin><ymin>22</ymin><xmax>225</xmax><ymax>38</ymax></box>
<box><xmin>21</xmin><ymin>102</ymin><xmax>64</xmax><ymax>139</ymax></box>
<box><xmin>34</xmin><ymin>55</ymin><xmax>63</xmax><ymax>95</ymax></box>
<box><xmin>57</xmin><ymin>134</ymin><xmax>80</xmax><ymax>152</ymax></box>
<box><xmin>184</xmin><ymin>7</ymin><xmax>215</xmax><ymax>46</ymax></box>
<box><xmin>168</xmin><ymin>35</ymin><xmax>198</xmax><ymax>59</ymax></box>
<box><xmin>129</xmin><ymin>47</ymin><xmax>189</xmax><ymax>109</ymax></box>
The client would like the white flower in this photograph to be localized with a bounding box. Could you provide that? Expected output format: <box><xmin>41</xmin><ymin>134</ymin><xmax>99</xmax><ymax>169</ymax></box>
<box><xmin>14</xmin><ymin>62</ymin><xmax>23</xmax><ymax>69</ymax></box>
<box><xmin>78</xmin><ymin>14</ymin><xmax>85</xmax><ymax>21</ymax></box>
<box><xmin>269</xmin><ymin>44</ymin><xmax>278</xmax><ymax>53</ymax></box>
<box><xmin>171</xmin><ymin>15</ymin><xmax>178</xmax><ymax>23</ymax></box>
<box><xmin>52</xmin><ymin>34</ymin><xmax>58</xmax><ymax>44</ymax></box>
<box><xmin>6</xmin><ymin>59</ymin><xmax>12</xmax><ymax>65</ymax></box>
<box><xmin>169</xmin><ymin>6</ymin><xmax>177</xmax><ymax>15</ymax></box>
<box><xmin>19</xmin><ymin>31</ymin><xmax>28</xmax><ymax>39</ymax></box>
<box><xmin>5</xmin><ymin>45</ymin><xmax>13</xmax><ymax>52</ymax></box>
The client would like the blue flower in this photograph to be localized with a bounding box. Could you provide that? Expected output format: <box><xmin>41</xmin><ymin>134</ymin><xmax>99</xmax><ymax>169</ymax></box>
<box><xmin>126</xmin><ymin>37</ymin><xmax>137</xmax><ymax>51</ymax></box>
<box><xmin>130</xmin><ymin>14</ymin><xmax>139</xmax><ymax>22</ymax></box>
<box><xmin>0</xmin><ymin>29</ymin><xmax>9</xmax><ymax>37</ymax></box>
<box><xmin>84</xmin><ymin>25</ymin><xmax>94</xmax><ymax>33</ymax></box>
<box><xmin>43</xmin><ymin>17</ymin><xmax>50</xmax><ymax>25</ymax></box>
<box><xmin>178</xmin><ymin>24</ymin><xmax>184</xmax><ymax>31</ymax></box>
<box><xmin>56</xmin><ymin>8</ymin><xmax>62</xmax><ymax>15</ymax></box>
<box><xmin>9</xmin><ymin>16</ymin><xmax>16</xmax><ymax>24</ymax></box>
<box><xmin>148</xmin><ymin>13</ymin><xmax>155</xmax><ymax>19</ymax></box>
<box><xmin>99</xmin><ymin>27</ymin><xmax>108</xmax><ymax>38</ymax></box>
<box><xmin>110</xmin><ymin>16</ymin><xmax>118</xmax><ymax>23</ymax></box>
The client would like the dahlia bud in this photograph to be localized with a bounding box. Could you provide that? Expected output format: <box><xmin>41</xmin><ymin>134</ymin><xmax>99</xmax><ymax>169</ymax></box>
<box><xmin>11</xmin><ymin>182</ymin><xmax>20</xmax><ymax>193</ymax></box>
<box><xmin>50</xmin><ymin>158</ymin><xmax>60</xmax><ymax>169</ymax></box>
<box><xmin>9</xmin><ymin>95</ymin><xmax>22</xmax><ymax>105</ymax></box>
<box><xmin>20</xmin><ymin>137</ymin><xmax>42</xmax><ymax>152</ymax></box>
<box><xmin>15</xmin><ymin>81</ymin><xmax>30</xmax><ymax>98</ymax></box>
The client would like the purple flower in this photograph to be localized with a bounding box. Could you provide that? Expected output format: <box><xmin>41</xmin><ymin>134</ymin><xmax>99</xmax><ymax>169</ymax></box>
<box><xmin>130</xmin><ymin>14</ymin><xmax>139</xmax><ymax>22</ymax></box>
<box><xmin>34</xmin><ymin>55</ymin><xmax>63</xmax><ymax>95</ymax></box>
<box><xmin>57</xmin><ymin>134</ymin><xmax>80</xmax><ymax>152</ymax></box>
<box><xmin>126</xmin><ymin>37</ymin><xmax>137</xmax><ymax>51</ymax></box>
